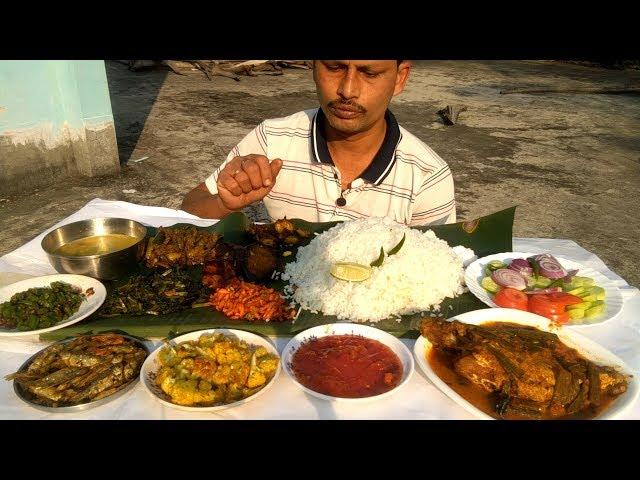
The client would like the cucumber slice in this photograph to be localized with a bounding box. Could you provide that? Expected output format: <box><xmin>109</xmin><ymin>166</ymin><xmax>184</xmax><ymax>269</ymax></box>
<box><xmin>485</xmin><ymin>261</ymin><xmax>507</xmax><ymax>276</ymax></box>
<box><xmin>585</xmin><ymin>286</ymin><xmax>606</xmax><ymax>301</ymax></box>
<box><xmin>585</xmin><ymin>303</ymin><xmax>605</xmax><ymax>319</ymax></box>
<box><xmin>567</xmin><ymin>301</ymin><xmax>592</xmax><ymax>311</ymax></box>
<box><xmin>534</xmin><ymin>277</ymin><xmax>552</xmax><ymax>288</ymax></box>
<box><xmin>481</xmin><ymin>276</ymin><xmax>501</xmax><ymax>294</ymax></box>
<box><xmin>574</xmin><ymin>276</ymin><xmax>595</xmax><ymax>287</ymax></box>
<box><xmin>586</xmin><ymin>286</ymin><xmax>605</xmax><ymax>295</ymax></box>
<box><xmin>570</xmin><ymin>277</ymin><xmax>584</xmax><ymax>287</ymax></box>
<box><xmin>568</xmin><ymin>309</ymin><xmax>585</xmax><ymax>321</ymax></box>
<box><xmin>568</xmin><ymin>287</ymin><xmax>585</xmax><ymax>296</ymax></box>
<box><xmin>489</xmin><ymin>260</ymin><xmax>508</xmax><ymax>269</ymax></box>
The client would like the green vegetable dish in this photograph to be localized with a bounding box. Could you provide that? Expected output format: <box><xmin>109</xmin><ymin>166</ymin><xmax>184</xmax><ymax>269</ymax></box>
<box><xmin>0</xmin><ymin>281</ymin><xmax>86</xmax><ymax>331</ymax></box>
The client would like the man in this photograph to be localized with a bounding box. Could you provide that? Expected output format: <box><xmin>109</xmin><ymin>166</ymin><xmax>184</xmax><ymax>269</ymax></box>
<box><xmin>182</xmin><ymin>60</ymin><xmax>456</xmax><ymax>226</ymax></box>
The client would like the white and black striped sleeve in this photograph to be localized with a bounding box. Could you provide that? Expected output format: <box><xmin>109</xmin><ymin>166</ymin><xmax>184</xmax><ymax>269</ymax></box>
<box><xmin>409</xmin><ymin>165</ymin><xmax>457</xmax><ymax>226</ymax></box>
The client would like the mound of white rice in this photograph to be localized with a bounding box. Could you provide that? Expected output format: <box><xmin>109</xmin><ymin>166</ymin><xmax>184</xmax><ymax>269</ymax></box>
<box><xmin>281</xmin><ymin>217</ymin><xmax>467</xmax><ymax>322</ymax></box>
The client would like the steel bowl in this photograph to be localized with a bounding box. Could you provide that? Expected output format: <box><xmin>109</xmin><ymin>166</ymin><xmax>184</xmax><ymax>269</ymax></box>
<box><xmin>41</xmin><ymin>218</ymin><xmax>147</xmax><ymax>280</ymax></box>
<box><xmin>12</xmin><ymin>333</ymin><xmax>151</xmax><ymax>413</ymax></box>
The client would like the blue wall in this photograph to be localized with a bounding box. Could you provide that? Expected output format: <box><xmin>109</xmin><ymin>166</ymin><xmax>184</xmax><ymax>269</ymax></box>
<box><xmin>0</xmin><ymin>60</ymin><xmax>119</xmax><ymax>194</ymax></box>
<box><xmin>0</xmin><ymin>60</ymin><xmax>114</xmax><ymax>140</ymax></box>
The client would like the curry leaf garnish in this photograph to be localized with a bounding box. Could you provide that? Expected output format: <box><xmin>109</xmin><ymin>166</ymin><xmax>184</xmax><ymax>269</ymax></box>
<box><xmin>370</xmin><ymin>247</ymin><xmax>385</xmax><ymax>267</ymax></box>
<box><xmin>387</xmin><ymin>234</ymin><xmax>406</xmax><ymax>256</ymax></box>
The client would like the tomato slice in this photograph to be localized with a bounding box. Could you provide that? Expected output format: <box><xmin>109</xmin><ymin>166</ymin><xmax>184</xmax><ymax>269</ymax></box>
<box><xmin>494</xmin><ymin>288</ymin><xmax>529</xmax><ymax>311</ymax></box>
<box><xmin>529</xmin><ymin>295</ymin><xmax>565</xmax><ymax>315</ymax></box>
<box><xmin>527</xmin><ymin>294</ymin><xmax>571</xmax><ymax>323</ymax></box>
<box><xmin>548</xmin><ymin>312</ymin><xmax>571</xmax><ymax>324</ymax></box>
<box><xmin>546</xmin><ymin>292</ymin><xmax>583</xmax><ymax>306</ymax></box>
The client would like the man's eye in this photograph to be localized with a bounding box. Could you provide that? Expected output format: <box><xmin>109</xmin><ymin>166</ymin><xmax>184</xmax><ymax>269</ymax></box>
<box><xmin>326</xmin><ymin>64</ymin><xmax>342</xmax><ymax>71</ymax></box>
<box><xmin>364</xmin><ymin>71</ymin><xmax>380</xmax><ymax>78</ymax></box>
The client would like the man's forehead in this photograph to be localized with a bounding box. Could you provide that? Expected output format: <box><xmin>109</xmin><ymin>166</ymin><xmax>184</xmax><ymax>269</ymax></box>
<box><xmin>322</xmin><ymin>60</ymin><xmax>397</xmax><ymax>67</ymax></box>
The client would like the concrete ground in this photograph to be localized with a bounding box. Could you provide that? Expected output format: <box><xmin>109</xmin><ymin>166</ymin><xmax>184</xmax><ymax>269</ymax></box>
<box><xmin>1</xmin><ymin>60</ymin><xmax>639</xmax><ymax>286</ymax></box>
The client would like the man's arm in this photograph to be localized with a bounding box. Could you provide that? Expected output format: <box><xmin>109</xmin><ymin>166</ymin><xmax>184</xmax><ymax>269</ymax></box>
<box><xmin>181</xmin><ymin>183</ymin><xmax>234</xmax><ymax>219</ymax></box>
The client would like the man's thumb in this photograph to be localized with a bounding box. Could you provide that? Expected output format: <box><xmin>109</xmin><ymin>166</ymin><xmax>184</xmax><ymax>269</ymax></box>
<box><xmin>270</xmin><ymin>158</ymin><xmax>283</xmax><ymax>178</ymax></box>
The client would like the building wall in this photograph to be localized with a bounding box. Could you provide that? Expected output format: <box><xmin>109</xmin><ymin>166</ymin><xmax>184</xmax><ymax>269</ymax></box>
<box><xmin>0</xmin><ymin>60</ymin><xmax>119</xmax><ymax>196</ymax></box>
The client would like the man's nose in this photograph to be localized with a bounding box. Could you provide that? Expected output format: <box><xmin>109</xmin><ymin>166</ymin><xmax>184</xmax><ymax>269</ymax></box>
<box><xmin>337</xmin><ymin>67</ymin><xmax>360</xmax><ymax>100</ymax></box>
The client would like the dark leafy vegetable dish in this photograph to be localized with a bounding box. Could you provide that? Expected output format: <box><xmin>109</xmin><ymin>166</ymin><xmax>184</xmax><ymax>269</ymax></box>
<box><xmin>420</xmin><ymin>317</ymin><xmax>630</xmax><ymax>419</ymax></box>
<box><xmin>100</xmin><ymin>268</ymin><xmax>209</xmax><ymax>316</ymax></box>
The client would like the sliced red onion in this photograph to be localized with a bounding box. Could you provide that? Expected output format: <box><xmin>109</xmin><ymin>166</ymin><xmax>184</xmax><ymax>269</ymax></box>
<box><xmin>525</xmin><ymin>287</ymin><xmax>563</xmax><ymax>295</ymax></box>
<box><xmin>510</xmin><ymin>258</ymin><xmax>531</xmax><ymax>269</ymax></box>
<box><xmin>509</xmin><ymin>259</ymin><xmax>533</xmax><ymax>277</ymax></box>
<box><xmin>563</xmin><ymin>269</ymin><xmax>579</xmax><ymax>282</ymax></box>
<box><xmin>491</xmin><ymin>268</ymin><xmax>527</xmax><ymax>291</ymax></box>
<box><xmin>534</xmin><ymin>254</ymin><xmax>567</xmax><ymax>279</ymax></box>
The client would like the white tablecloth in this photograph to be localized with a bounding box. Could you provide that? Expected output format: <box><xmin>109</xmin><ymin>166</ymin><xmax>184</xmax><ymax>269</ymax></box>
<box><xmin>1</xmin><ymin>198</ymin><xmax>638</xmax><ymax>419</ymax></box>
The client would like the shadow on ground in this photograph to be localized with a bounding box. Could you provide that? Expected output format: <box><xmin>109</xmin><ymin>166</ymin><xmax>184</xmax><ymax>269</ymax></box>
<box><xmin>106</xmin><ymin>61</ymin><xmax>168</xmax><ymax>164</ymax></box>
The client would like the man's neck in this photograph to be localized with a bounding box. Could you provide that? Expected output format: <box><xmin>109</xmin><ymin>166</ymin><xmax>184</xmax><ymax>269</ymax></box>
<box><xmin>324</xmin><ymin>114</ymin><xmax>387</xmax><ymax>187</ymax></box>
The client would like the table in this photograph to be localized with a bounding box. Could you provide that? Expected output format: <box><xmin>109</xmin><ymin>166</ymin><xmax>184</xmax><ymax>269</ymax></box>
<box><xmin>1</xmin><ymin>198</ymin><xmax>638</xmax><ymax>419</ymax></box>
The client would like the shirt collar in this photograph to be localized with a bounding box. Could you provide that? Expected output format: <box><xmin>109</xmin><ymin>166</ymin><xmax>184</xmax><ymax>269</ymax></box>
<box><xmin>311</xmin><ymin>107</ymin><xmax>402</xmax><ymax>186</ymax></box>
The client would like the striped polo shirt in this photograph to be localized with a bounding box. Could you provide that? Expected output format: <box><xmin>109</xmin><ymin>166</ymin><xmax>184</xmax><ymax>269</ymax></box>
<box><xmin>205</xmin><ymin>108</ymin><xmax>456</xmax><ymax>226</ymax></box>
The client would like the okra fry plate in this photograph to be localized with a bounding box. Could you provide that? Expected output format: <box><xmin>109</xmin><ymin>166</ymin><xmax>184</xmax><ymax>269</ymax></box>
<box><xmin>0</xmin><ymin>274</ymin><xmax>106</xmax><ymax>337</ymax></box>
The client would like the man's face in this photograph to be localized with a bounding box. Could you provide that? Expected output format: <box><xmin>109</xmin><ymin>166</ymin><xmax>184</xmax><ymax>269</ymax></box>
<box><xmin>313</xmin><ymin>60</ymin><xmax>411</xmax><ymax>134</ymax></box>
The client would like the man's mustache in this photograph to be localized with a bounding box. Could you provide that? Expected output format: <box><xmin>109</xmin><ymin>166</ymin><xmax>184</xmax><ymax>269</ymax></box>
<box><xmin>327</xmin><ymin>100</ymin><xmax>367</xmax><ymax>113</ymax></box>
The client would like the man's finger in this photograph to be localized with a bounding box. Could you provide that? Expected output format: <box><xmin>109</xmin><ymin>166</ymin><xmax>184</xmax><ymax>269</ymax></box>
<box><xmin>269</xmin><ymin>158</ymin><xmax>283</xmax><ymax>178</ymax></box>
<box><xmin>234</xmin><ymin>170</ymin><xmax>253</xmax><ymax>194</ymax></box>
<box><xmin>241</xmin><ymin>158</ymin><xmax>264</xmax><ymax>190</ymax></box>
<box><xmin>222</xmin><ymin>157</ymin><xmax>243</xmax><ymax>176</ymax></box>
<box><xmin>252</xmin><ymin>156</ymin><xmax>273</xmax><ymax>187</ymax></box>
<box><xmin>217</xmin><ymin>172</ymin><xmax>243</xmax><ymax>197</ymax></box>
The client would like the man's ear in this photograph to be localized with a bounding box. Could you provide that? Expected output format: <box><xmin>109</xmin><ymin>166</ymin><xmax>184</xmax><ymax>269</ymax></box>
<box><xmin>393</xmin><ymin>61</ymin><xmax>412</xmax><ymax>96</ymax></box>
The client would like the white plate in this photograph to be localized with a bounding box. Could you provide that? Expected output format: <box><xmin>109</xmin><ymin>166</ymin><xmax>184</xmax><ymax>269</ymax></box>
<box><xmin>141</xmin><ymin>328</ymin><xmax>280</xmax><ymax>412</ymax></box>
<box><xmin>464</xmin><ymin>252</ymin><xmax>624</xmax><ymax>327</ymax></box>
<box><xmin>0</xmin><ymin>274</ymin><xmax>106</xmax><ymax>337</ymax></box>
<box><xmin>414</xmin><ymin>308</ymin><xmax>639</xmax><ymax>420</ymax></box>
<box><xmin>281</xmin><ymin>323</ymin><xmax>414</xmax><ymax>403</ymax></box>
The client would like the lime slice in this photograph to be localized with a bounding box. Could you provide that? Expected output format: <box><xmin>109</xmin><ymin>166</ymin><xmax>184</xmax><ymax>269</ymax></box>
<box><xmin>330</xmin><ymin>262</ymin><xmax>372</xmax><ymax>282</ymax></box>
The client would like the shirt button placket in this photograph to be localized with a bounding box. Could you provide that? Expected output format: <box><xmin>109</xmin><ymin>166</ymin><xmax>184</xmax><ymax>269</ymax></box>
<box><xmin>333</xmin><ymin>168</ymin><xmax>346</xmax><ymax>209</ymax></box>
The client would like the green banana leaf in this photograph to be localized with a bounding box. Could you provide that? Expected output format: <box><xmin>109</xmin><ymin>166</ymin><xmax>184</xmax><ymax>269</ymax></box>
<box><xmin>41</xmin><ymin>206</ymin><xmax>515</xmax><ymax>341</ymax></box>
